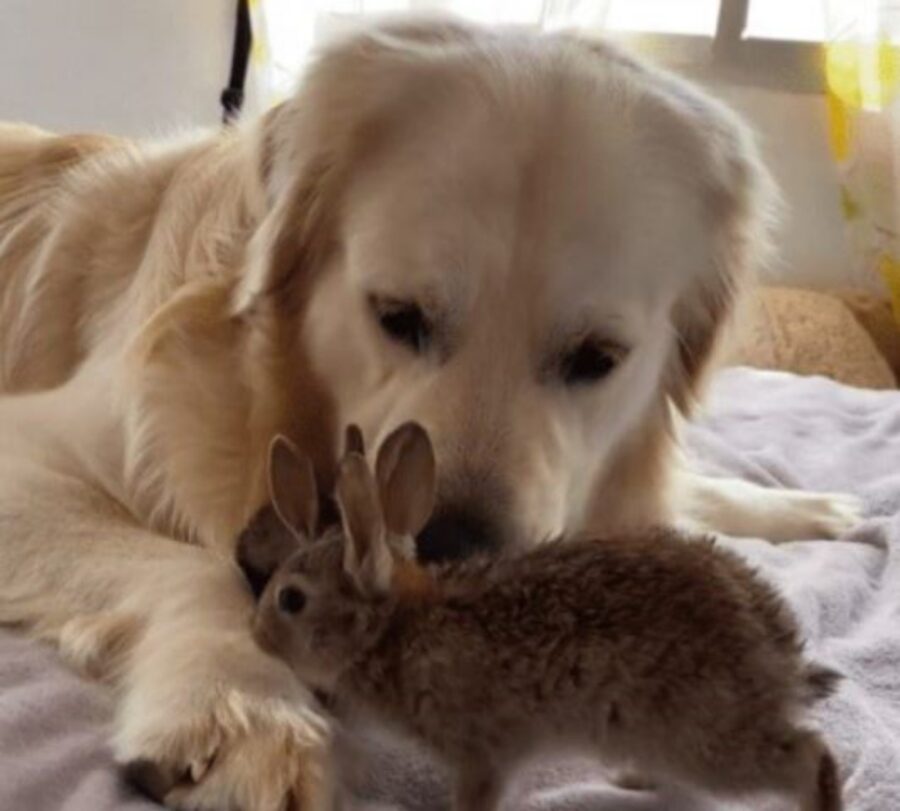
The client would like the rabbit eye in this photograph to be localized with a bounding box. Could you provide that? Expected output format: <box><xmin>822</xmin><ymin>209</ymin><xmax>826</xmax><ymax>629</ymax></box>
<box><xmin>370</xmin><ymin>296</ymin><xmax>431</xmax><ymax>353</ymax></box>
<box><xmin>277</xmin><ymin>585</ymin><xmax>306</xmax><ymax>615</ymax></box>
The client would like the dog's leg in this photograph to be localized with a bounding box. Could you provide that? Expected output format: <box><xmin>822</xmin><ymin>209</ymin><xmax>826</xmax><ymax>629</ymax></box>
<box><xmin>114</xmin><ymin>556</ymin><xmax>331</xmax><ymax>811</ymax></box>
<box><xmin>0</xmin><ymin>451</ymin><xmax>330</xmax><ymax>811</ymax></box>
<box><xmin>675</xmin><ymin>469</ymin><xmax>861</xmax><ymax>542</ymax></box>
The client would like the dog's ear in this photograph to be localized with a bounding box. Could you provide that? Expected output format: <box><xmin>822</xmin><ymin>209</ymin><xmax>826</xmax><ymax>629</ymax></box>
<box><xmin>656</xmin><ymin>86</ymin><xmax>777</xmax><ymax>415</ymax></box>
<box><xmin>570</xmin><ymin>37</ymin><xmax>777</xmax><ymax>416</ymax></box>
<box><xmin>269</xmin><ymin>435</ymin><xmax>319</xmax><ymax>542</ymax></box>
<box><xmin>375</xmin><ymin>423</ymin><xmax>436</xmax><ymax>540</ymax></box>
<box><xmin>335</xmin><ymin>452</ymin><xmax>393</xmax><ymax>595</ymax></box>
<box><xmin>663</xmin><ymin>112</ymin><xmax>776</xmax><ymax>414</ymax></box>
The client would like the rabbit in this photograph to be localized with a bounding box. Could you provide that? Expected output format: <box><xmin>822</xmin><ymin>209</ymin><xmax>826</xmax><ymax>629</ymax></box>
<box><xmin>239</xmin><ymin>422</ymin><xmax>843</xmax><ymax>811</ymax></box>
<box><xmin>237</xmin><ymin>424</ymin><xmax>367</xmax><ymax>599</ymax></box>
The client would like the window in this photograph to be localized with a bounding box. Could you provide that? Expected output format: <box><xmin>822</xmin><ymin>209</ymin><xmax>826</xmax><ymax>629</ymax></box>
<box><xmin>600</xmin><ymin>0</ymin><xmax>831</xmax><ymax>93</ymax></box>
<box><xmin>605</xmin><ymin>0</ymin><xmax>828</xmax><ymax>42</ymax></box>
<box><xmin>254</xmin><ymin>1</ymin><xmax>838</xmax><ymax>101</ymax></box>
<box><xmin>605</xmin><ymin>0</ymin><xmax>720</xmax><ymax>37</ymax></box>
<box><xmin>745</xmin><ymin>0</ymin><xmax>826</xmax><ymax>42</ymax></box>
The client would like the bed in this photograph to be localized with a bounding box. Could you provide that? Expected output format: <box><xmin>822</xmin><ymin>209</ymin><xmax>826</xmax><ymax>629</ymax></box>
<box><xmin>1</xmin><ymin>367</ymin><xmax>898</xmax><ymax>811</ymax></box>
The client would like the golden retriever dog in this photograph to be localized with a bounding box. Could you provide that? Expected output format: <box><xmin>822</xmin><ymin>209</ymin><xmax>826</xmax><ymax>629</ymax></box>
<box><xmin>0</xmin><ymin>16</ymin><xmax>859</xmax><ymax>811</ymax></box>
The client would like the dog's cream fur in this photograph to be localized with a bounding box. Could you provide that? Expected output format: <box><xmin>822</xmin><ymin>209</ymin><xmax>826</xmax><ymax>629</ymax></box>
<box><xmin>0</xmin><ymin>19</ymin><xmax>859</xmax><ymax>810</ymax></box>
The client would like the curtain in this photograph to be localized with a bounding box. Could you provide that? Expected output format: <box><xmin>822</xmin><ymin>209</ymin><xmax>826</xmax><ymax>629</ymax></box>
<box><xmin>247</xmin><ymin>0</ymin><xmax>613</xmax><ymax>109</ymax></box>
<box><xmin>824</xmin><ymin>0</ymin><xmax>900</xmax><ymax>312</ymax></box>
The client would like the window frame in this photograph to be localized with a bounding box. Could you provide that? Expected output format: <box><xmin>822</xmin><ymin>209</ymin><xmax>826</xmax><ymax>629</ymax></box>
<box><xmin>603</xmin><ymin>0</ymin><xmax>825</xmax><ymax>94</ymax></box>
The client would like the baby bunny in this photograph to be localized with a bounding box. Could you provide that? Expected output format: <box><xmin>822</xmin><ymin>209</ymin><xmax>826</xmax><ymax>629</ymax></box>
<box><xmin>243</xmin><ymin>423</ymin><xmax>842</xmax><ymax>811</ymax></box>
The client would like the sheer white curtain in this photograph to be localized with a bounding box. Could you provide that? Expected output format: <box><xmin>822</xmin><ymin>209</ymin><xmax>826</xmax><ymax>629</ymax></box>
<box><xmin>823</xmin><ymin>0</ymin><xmax>900</xmax><ymax>311</ymax></box>
<box><xmin>249</xmin><ymin>0</ymin><xmax>613</xmax><ymax>107</ymax></box>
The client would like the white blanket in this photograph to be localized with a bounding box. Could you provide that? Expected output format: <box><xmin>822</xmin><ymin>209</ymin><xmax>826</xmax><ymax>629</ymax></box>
<box><xmin>1</xmin><ymin>368</ymin><xmax>898</xmax><ymax>810</ymax></box>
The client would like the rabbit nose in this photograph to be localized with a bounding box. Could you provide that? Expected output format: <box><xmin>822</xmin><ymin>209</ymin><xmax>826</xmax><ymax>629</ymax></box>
<box><xmin>417</xmin><ymin>507</ymin><xmax>498</xmax><ymax>563</ymax></box>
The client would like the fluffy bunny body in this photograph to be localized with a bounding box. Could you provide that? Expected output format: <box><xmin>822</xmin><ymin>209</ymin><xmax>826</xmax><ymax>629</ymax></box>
<box><xmin>242</xmin><ymin>425</ymin><xmax>842</xmax><ymax>811</ymax></box>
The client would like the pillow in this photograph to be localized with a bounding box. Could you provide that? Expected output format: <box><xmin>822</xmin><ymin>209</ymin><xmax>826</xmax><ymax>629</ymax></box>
<box><xmin>728</xmin><ymin>286</ymin><xmax>897</xmax><ymax>389</ymax></box>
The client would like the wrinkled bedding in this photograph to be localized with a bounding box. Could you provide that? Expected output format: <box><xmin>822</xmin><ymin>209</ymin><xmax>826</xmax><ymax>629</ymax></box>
<box><xmin>2</xmin><ymin>368</ymin><xmax>899</xmax><ymax>811</ymax></box>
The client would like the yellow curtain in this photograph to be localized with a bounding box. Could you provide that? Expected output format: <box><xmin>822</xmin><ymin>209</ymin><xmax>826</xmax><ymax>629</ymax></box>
<box><xmin>825</xmin><ymin>2</ymin><xmax>900</xmax><ymax>317</ymax></box>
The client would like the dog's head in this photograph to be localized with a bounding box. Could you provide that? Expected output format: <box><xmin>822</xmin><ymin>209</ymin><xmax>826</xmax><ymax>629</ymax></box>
<box><xmin>237</xmin><ymin>18</ymin><xmax>775</xmax><ymax>562</ymax></box>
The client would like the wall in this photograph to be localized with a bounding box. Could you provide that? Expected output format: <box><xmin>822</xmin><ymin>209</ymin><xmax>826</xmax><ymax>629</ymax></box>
<box><xmin>0</xmin><ymin>0</ymin><xmax>233</xmax><ymax>137</ymax></box>
<box><xmin>709</xmin><ymin>84</ymin><xmax>863</xmax><ymax>291</ymax></box>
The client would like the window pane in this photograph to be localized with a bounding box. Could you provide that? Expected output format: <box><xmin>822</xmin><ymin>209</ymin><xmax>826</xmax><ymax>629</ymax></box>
<box><xmin>745</xmin><ymin>0</ymin><xmax>827</xmax><ymax>42</ymax></box>
<box><xmin>605</xmin><ymin>0</ymin><xmax>720</xmax><ymax>36</ymax></box>
<box><xmin>428</xmin><ymin>0</ymin><xmax>545</xmax><ymax>26</ymax></box>
<box><xmin>824</xmin><ymin>0</ymin><xmax>900</xmax><ymax>42</ymax></box>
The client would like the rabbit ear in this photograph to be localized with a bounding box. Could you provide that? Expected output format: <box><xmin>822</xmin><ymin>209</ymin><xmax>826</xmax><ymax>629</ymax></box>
<box><xmin>375</xmin><ymin>423</ymin><xmax>436</xmax><ymax>539</ymax></box>
<box><xmin>268</xmin><ymin>435</ymin><xmax>319</xmax><ymax>542</ymax></box>
<box><xmin>344</xmin><ymin>424</ymin><xmax>366</xmax><ymax>457</ymax></box>
<box><xmin>335</xmin><ymin>452</ymin><xmax>393</xmax><ymax>595</ymax></box>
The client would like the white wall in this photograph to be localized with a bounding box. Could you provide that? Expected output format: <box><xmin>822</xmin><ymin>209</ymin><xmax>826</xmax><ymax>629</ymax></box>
<box><xmin>0</xmin><ymin>0</ymin><xmax>233</xmax><ymax>137</ymax></box>
<box><xmin>708</xmin><ymin>83</ymin><xmax>864</xmax><ymax>291</ymax></box>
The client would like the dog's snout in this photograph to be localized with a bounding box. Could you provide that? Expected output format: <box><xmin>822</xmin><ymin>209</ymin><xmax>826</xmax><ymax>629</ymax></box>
<box><xmin>417</xmin><ymin>507</ymin><xmax>498</xmax><ymax>563</ymax></box>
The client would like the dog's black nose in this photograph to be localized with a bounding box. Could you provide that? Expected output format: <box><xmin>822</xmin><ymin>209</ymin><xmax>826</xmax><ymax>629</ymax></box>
<box><xmin>417</xmin><ymin>508</ymin><xmax>497</xmax><ymax>563</ymax></box>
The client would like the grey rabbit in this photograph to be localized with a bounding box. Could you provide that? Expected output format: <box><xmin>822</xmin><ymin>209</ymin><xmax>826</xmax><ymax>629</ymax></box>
<box><xmin>238</xmin><ymin>422</ymin><xmax>842</xmax><ymax>811</ymax></box>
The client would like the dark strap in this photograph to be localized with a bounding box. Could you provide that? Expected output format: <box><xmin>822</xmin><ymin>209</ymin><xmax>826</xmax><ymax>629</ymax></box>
<box><xmin>221</xmin><ymin>0</ymin><xmax>253</xmax><ymax>125</ymax></box>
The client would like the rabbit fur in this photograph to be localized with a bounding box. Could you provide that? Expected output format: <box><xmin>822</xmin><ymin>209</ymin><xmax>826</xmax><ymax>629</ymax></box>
<box><xmin>238</xmin><ymin>423</ymin><xmax>842</xmax><ymax>811</ymax></box>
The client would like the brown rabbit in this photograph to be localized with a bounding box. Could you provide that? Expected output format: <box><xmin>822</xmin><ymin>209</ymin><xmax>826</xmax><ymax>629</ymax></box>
<box><xmin>240</xmin><ymin>423</ymin><xmax>842</xmax><ymax>811</ymax></box>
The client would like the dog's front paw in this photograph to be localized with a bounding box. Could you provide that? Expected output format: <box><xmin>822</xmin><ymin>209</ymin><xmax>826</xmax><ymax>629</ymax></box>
<box><xmin>800</xmin><ymin>491</ymin><xmax>864</xmax><ymax>540</ymax></box>
<box><xmin>751</xmin><ymin>489</ymin><xmax>863</xmax><ymax>542</ymax></box>
<box><xmin>682</xmin><ymin>474</ymin><xmax>863</xmax><ymax>542</ymax></box>
<box><xmin>116</xmin><ymin>682</ymin><xmax>331</xmax><ymax>811</ymax></box>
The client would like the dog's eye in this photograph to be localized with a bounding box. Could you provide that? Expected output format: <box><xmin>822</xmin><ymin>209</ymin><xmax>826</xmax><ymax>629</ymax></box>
<box><xmin>560</xmin><ymin>340</ymin><xmax>620</xmax><ymax>386</ymax></box>
<box><xmin>277</xmin><ymin>585</ymin><xmax>306</xmax><ymax>615</ymax></box>
<box><xmin>371</xmin><ymin>297</ymin><xmax>431</xmax><ymax>353</ymax></box>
